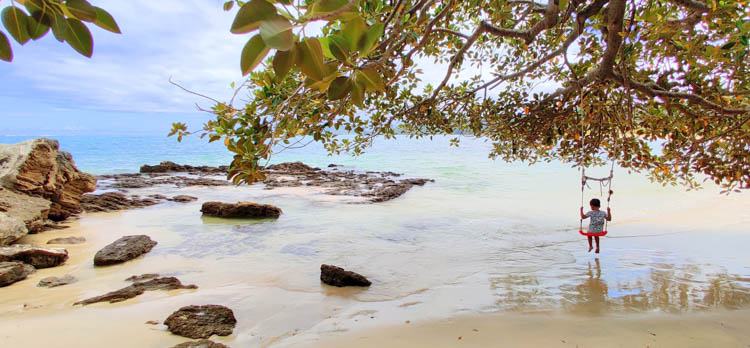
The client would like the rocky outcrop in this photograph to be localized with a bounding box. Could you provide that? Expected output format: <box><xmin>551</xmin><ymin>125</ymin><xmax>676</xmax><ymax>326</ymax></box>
<box><xmin>0</xmin><ymin>188</ymin><xmax>51</xmax><ymax>245</ymax></box>
<box><xmin>171</xmin><ymin>340</ymin><xmax>229</xmax><ymax>348</ymax></box>
<box><xmin>164</xmin><ymin>305</ymin><xmax>237</xmax><ymax>339</ymax></box>
<box><xmin>97</xmin><ymin>175</ymin><xmax>230</xmax><ymax>191</ymax></box>
<box><xmin>0</xmin><ymin>261</ymin><xmax>35</xmax><ymax>287</ymax></box>
<box><xmin>140</xmin><ymin>161</ymin><xmax>228</xmax><ymax>174</ymax></box>
<box><xmin>47</xmin><ymin>236</ymin><xmax>86</xmax><ymax>245</ymax></box>
<box><xmin>0</xmin><ymin>245</ymin><xmax>68</xmax><ymax>268</ymax></box>
<box><xmin>80</xmin><ymin>192</ymin><xmax>162</xmax><ymax>212</ymax></box>
<box><xmin>0</xmin><ymin>138</ymin><xmax>96</xmax><ymax>221</ymax></box>
<box><xmin>38</xmin><ymin>274</ymin><xmax>77</xmax><ymax>288</ymax></box>
<box><xmin>93</xmin><ymin>235</ymin><xmax>157</xmax><ymax>266</ymax></box>
<box><xmin>171</xmin><ymin>195</ymin><xmax>198</xmax><ymax>203</ymax></box>
<box><xmin>74</xmin><ymin>275</ymin><xmax>197</xmax><ymax>305</ymax></box>
<box><xmin>201</xmin><ymin>202</ymin><xmax>282</xmax><ymax>219</ymax></box>
<box><xmin>320</xmin><ymin>264</ymin><xmax>371</xmax><ymax>287</ymax></box>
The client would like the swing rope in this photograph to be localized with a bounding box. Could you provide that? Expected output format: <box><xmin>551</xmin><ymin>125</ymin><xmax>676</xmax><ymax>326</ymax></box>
<box><xmin>578</xmin><ymin>109</ymin><xmax>616</xmax><ymax>237</ymax></box>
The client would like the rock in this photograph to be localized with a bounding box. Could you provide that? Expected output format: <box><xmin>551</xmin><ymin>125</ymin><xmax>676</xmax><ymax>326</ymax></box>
<box><xmin>171</xmin><ymin>340</ymin><xmax>229</xmax><ymax>348</ymax></box>
<box><xmin>266</xmin><ymin>161</ymin><xmax>315</xmax><ymax>173</ymax></box>
<box><xmin>171</xmin><ymin>195</ymin><xmax>198</xmax><ymax>203</ymax></box>
<box><xmin>0</xmin><ymin>189</ymin><xmax>51</xmax><ymax>245</ymax></box>
<box><xmin>74</xmin><ymin>276</ymin><xmax>197</xmax><ymax>305</ymax></box>
<box><xmin>0</xmin><ymin>138</ymin><xmax>96</xmax><ymax>221</ymax></box>
<box><xmin>93</xmin><ymin>235</ymin><xmax>157</xmax><ymax>266</ymax></box>
<box><xmin>0</xmin><ymin>261</ymin><xmax>35</xmax><ymax>287</ymax></box>
<box><xmin>164</xmin><ymin>305</ymin><xmax>237</xmax><ymax>339</ymax></box>
<box><xmin>47</xmin><ymin>236</ymin><xmax>86</xmax><ymax>245</ymax></box>
<box><xmin>327</xmin><ymin>164</ymin><xmax>340</xmax><ymax>167</ymax></box>
<box><xmin>201</xmin><ymin>202</ymin><xmax>282</xmax><ymax>219</ymax></box>
<box><xmin>37</xmin><ymin>274</ymin><xmax>76</xmax><ymax>288</ymax></box>
<box><xmin>125</xmin><ymin>273</ymin><xmax>160</xmax><ymax>282</ymax></box>
<box><xmin>320</xmin><ymin>264</ymin><xmax>371</xmax><ymax>287</ymax></box>
<box><xmin>80</xmin><ymin>192</ymin><xmax>162</xmax><ymax>213</ymax></box>
<box><xmin>140</xmin><ymin>161</ymin><xmax>228</xmax><ymax>174</ymax></box>
<box><xmin>0</xmin><ymin>245</ymin><xmax>68</xmax><ymax>268</ymax></box>
<box><xmin>145</xmin><ymin>320</ymin><xmax>160</xmax><ymax>325</ymax></box>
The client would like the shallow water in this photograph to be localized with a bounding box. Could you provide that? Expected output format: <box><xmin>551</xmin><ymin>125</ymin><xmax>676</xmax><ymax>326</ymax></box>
<box><xmin>0</xmin><ymin>136</ymin><xmax>748</xmax><ymax>347</ymax></box>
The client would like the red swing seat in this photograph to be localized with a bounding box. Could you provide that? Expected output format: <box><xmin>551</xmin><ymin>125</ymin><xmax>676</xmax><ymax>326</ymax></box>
<box><xmin>579</xmin><ymin>230</ymin><xmax>607</xmax><ymax>237</ymax></box>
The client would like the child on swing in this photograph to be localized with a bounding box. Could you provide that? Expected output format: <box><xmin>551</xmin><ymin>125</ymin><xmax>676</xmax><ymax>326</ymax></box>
<box><xmin>580</xmin><ymin>198</ymin><xmax>611</xmax><ymax>253</ymax></box>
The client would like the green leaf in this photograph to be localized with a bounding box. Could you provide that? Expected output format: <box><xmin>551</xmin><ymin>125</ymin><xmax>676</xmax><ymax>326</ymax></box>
<box><xmin>63</xmin><ymin>18</ymin><xmax>93</xmax><ymax>57</ymax></box>
<box><xmin>241</xmin><ymin>34</ymin><xmax>270</xmax><ymax>76</ymax></box>
<box><xmin>356</xmin><ymin>68</ymin><xmax>385</xmax><ymax>91</ymax></box>
<box><xmin>327</xmin><ymin>76</ymin><xmax>351</xmax><ymax>100</ymax></box>
<box><xmin>65</xmin><ymin>0</ymin><xmax>97</xmax><ymax>22</ymax></box>
<box><xmin>273</xmin><ymin>46</ymin><xmax>296</xmax><ymax>79</ymax></box>
<box><xmin>2</xmin><ymin>6</ymin><xmax>31</xmax><ymax>45</ymax></box>
<box><xmin>721</xmin><ymin>41</ymin><xmax>736</xmax><ymax>50</ymax></box>
<box><xmin>311</xmin><ymin>0</ymin><xmax>350</xmax><ymax>15</ymax></box>
<box><xmin>328</xmin><ymin>34</ymin><xmax>350</xmax><ymax>63</ymax></box>
<box><xmin>350</xmin><ymin>79</ymin><xmax>365</xmax><ymax>107</ymax></box>
<box><xmin>231</xmin><ymin>0</ymin><xmax>277</xmax><ymax>34</ymax></box>
<box><xmin>51</xmin><ymin>12</ymin><xmax>67</xmax><ymax>42</ymax></box>
<box><xmin>296</xmin><ymin>37</ymin><xmax>329</xmax><ymax>81</ymax></box>
<box><xmin>93</xmin><ymin>7</ymin><xmax>121</xmax><ymax>34</ymax></box>
<box><xmin>223</xmin><ymin>1</ymin><xmax>234</xmax><ymax>11</ymax></box>
<box><xmin>305</xmin><ymin>74</ymin><xmax>336</xmax><ymax>92</ymax></box>
<box><xmin>558</xmin><ymin>0</ymin><xmax>568</xmax><ymax>11</ymax></box>
<box><xmin>0</xmin><ymin>31</ymin><xmax>12</xmax><ymax>62</ymax></box>
<box><xmin>358</xmin><ymin>22</ymin><xmax>383</xmax><ymax>55</ymax></box>
<box><xmin>27</xmin><ymin>13</ymin><xmax>49</xmax><ymax>40</ymax></box>
<box><xmin>342</xmin><ymin>17</ymin><xmax>366</xmax><ymax>51</ymax></box>
<box><xmin>318</xmin><ymin>36</ymin><xmax>335</xmax><ymax>59</ymax></box>
<box><xmin>260</xmin><ymin>15</ymin><xmax>294</xmax><ymax>51</ymax></box>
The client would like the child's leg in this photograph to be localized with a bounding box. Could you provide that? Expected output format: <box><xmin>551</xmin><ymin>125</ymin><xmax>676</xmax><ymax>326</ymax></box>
<box><xmin>587</xmin><ymin>236</ymin><xmax>593</xmax><ymax>252</ymax></box>
<box><xmin>594</xmin><ymin>236</ymin><xmax>600</xmax><ymax>253</ymax></box>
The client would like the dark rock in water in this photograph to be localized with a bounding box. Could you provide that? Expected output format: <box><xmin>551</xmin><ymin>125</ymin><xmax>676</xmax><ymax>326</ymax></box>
<box><xmin>171</xmin><ymin>195</ymin><xmax>198</xmax><ymax>203</ymax></box>
<box><xmin>320</xmin><ymin>264</ymin><xmax>371</xmax><ymax>287</ymax></box>
<box><xmin>38</xmin><ymin>274</ymin><xmax>76</xmax><ymax>288</ymax></box>
<box><xmin>266</xmin><ymin>161</ymin><xmax>315</xmax><ymax>172</ymax></box>
<box><xmin>164</xmin><ymin>305</ymin><xmax>237</xmax><ymax>339</ymax></box>
<box><xmin>125</xmin><ymin>273</ymin><xmax>160</xmax><ymax>282</ymax></box>
<box><xmin>80</xmin><ymin>192</ymin><xmax>162</xmax><ymax>213</ymax></box>
<box><xmin>0</xmin><ymin>261</ymin><xmax>35</xmax><ymax>287</ymax></box>
<box><xmin>93</xmin><ymin>235</ymin><xmax>157</xmax><ymax>266</ymax></box>
<box><xmin>140</xmin><ymin>161</ymin><xmax>228</xmax><ymax>174</ymax></box>
<box><xmin>47</xmin><ymin>236</ymin><xmax>86</xmax><ymax>245</ymax></box>
<box><xmin>201</xmin><ymin>202</ymin><xmax>282</xmax><ymax>219</ymax></box>
<box><xmin>74</xmin><ymin>276</ymin><xmax>197</xmax><ymax>305</ymax></box>
<box><xmin>171</xmin><ymin>340</ymin><xmax>229</xmax><ymax>348</ymax></box>
<box><xmin>0</xmin><ymin>245</ymin><xmax>68</xmax><ymax>268</ymax></box>
<box><xmin>327</xmin><ymin>164</ymin><xmax>340</xmax><ymax>167</ymax></box>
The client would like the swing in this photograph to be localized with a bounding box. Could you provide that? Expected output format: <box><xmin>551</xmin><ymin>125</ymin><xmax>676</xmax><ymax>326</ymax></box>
<box><xmin>577</xmin><ymin>109</ymin><xmax>615</xmax><ymax>237</ymax></box>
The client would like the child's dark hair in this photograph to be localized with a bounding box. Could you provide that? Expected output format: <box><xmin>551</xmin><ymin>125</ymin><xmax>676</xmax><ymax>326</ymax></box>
<box><xmin>590</xmin><ymin>198</ymin><xmax>601</xmax><ymax>207</ymax></box>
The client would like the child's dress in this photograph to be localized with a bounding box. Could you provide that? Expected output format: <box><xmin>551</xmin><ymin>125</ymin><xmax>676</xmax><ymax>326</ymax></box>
<box><xmin>585</xmin><ymin>210</ymin><xmax>608</xmax><ymax>233</ymax></box>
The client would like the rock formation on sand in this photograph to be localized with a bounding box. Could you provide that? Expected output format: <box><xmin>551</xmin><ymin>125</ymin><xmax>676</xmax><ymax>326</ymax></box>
<box><xmin>0</xmin><ymin>245</ymin><xmax>69</xmax><ymax>268</ymax></box>
<box><xmin>0</xmin><ymin>138</ymin><xmax>96</xmax><ymax>245</ymax></box>
<box><xmin>80</xmin><ymin>192</ymin><xmax>162</xmax><ymax>212</ymax></box>
<box><xmin>93</xmin><ymin>235</ymin><xmax>157</xmax><ymax>266</ymax></box>
<box><xmin>0</xmin><ymin>261</ymin><xmax>35</xmax><ymax>287</ymax></box>
<box><xmin>38</xmin><ymin>274</ymin><xmax>77</xmax><ymax>288</ymax></box>
<box><xmin>171</xmin><ymin>340</ymin><xmax>229</xmax><ymax>348</ymax></box>
<box><xmin>201</xmin><ymin>201</ymin><xmax>282</xmax><ymax>219</ymax></box>
<box><xmin>74</xmin><ymin>275</ymin><xmax>197</xmax><ymax>305</ymax></box>
<box><xmin>164</xmin><ymin>305</ymin><xmax>237</xmax><ymax>339</ymax></box>
<box><xmin>47</xmin><ymin>236</ymin><xmax>86</xmax><ymax>245</ymax></box>
<box><xmin>320</xmin><ymin>264</ymin><xmax>371</xmax><ymax>287</ymax></box>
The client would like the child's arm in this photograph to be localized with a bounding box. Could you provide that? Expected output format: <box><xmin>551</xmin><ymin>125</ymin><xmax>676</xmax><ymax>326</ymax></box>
<box><xmin>606</xmin><ymin>207</ymin><xmax>612</xmax><ymax>221</ymax></box>
<box><xmin>580</xmin><ymin>207</ymin><xmax>588</xmax><ymax>219</ymax></box>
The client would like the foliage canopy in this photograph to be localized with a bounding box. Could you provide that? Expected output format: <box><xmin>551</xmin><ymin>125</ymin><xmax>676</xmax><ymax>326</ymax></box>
<box><xmin>170</xmin><ymin>0</ymin><xmax>748</xmax><ymax>191</ymax></box>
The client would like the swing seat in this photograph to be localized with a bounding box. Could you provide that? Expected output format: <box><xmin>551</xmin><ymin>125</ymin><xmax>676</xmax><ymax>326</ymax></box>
<box><xmin>579</xmin><ymin>230</ymin><xmax>607</xmax><ymax>237</ymax></box>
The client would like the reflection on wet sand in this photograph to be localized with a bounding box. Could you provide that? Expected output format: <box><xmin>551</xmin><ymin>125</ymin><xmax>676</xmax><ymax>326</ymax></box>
<box><xmin>490</xmin><ymin>258</ymin><xmax>750</xmax><ymax>314</ymax></box>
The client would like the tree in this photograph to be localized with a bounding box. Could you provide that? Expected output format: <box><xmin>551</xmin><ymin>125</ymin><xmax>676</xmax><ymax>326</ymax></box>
<box><xmin>173</xmin><ymin>0</ymin><xmax>747</xmax><ymax>191</ymax></box>
<box><xmin>0</xmin><ymin>0</ymin><xmax>119</xmax><ymax>62</ymax></box>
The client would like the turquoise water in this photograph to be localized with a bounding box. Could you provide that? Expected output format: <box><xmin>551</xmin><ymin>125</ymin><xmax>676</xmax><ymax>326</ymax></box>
<box><xmin>1</xmin><ymin>135</ymin><xmax>748</xmax><ymax>346</ymax></box>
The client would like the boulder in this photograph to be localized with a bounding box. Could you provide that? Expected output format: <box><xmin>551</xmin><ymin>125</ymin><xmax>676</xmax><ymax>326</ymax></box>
<box><xmin>0</xmin><ymin>138</ymin><xmax>96</xmax><ymax>221</ymax></box>
<box><xmin>80</xmin><ymin>192</ymin><xmax>162</xmax><ymax>213</ymax></box>
<box><xmin>0</xmin><ymin>189</ymin><xmax>51</xmax><ymax>245</ymax></box>
<box><xmin>201</xmin><ymin>202</ymin><xmax>282</xmax><ymax>219</ymax></box>
<box><xmin>0</xmin><ymin>245</ymin><xmax>68</xmax><ymax>268</ymax></box>
<box><xmin>171</xmin><ymin>195</ymin><xmax>198</xmax><ymax>203</ymax></box>
<box><xmin>74</xmin><ymin>276</ymin><xmax>197</xmax><ymax>305</ymax></box>
<box><xmin>38</xmin><ymin>274</ymin><xmax>77</xmax><ymax>288</ymax></box>
<box><xmin>266</xmin><ymin>161</ymin><xmax>315</xmax><ymax>173</ymax></box>
<box><xmin>164</xmin><ymin>305</ymin><xmax>237</xmax><ymax>339</ymax></box>
<box><xmin>320</xmin><ymin>264</ymin><xmax>371</xmax><ymax>287</ymax></box>
<box><xmin>93</xmin><ymin>235</ymin><xmax>157</xmax><ymax>266</ymax></box>
<box><xmin>171</xmin><ymin>340</ymin><xmax>229</xmax><ymax>348</ymax></box>
<box><xmin>0</xmin><ymin>261</ymin><xmax>35</xmax><ymax>287</ymax></box>
<box><xmin>47</xmin><ymin>236</ymin><xmax>86</xmax><ymax>245</ymax></box>
<box><xmin>140</xmin><ymin>161</ymin><xmax>228</xmax><ymax>174</ymax></box>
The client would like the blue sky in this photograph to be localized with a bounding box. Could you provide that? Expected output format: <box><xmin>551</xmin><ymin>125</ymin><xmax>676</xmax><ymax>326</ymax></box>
<box><xmin>0</xmin><ymin>0</ymin><xmax>248</xmax><ymax>136</ymax></box>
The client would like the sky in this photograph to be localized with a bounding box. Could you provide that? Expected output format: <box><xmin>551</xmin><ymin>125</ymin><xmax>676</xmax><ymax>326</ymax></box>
<box><xmin>0</xmin><ymin>0</ymin><xmax>250</xmax><ymax>136</ymax></box>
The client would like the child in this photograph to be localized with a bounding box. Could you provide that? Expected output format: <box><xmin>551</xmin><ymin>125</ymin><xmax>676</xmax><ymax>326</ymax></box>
<box><xmin>580</xmin><ymin>198</ymin><xmax>611</xmax><ymax>253</ymax></box>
